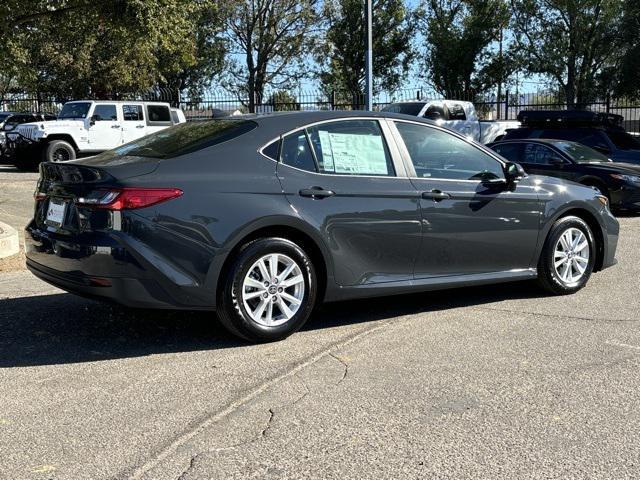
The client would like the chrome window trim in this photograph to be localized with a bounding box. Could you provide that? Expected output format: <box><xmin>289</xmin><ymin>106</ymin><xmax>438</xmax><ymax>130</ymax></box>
<box><xmin>258</xmin><ymin>116</ymin><xmax>410</xmax><ymax>178</ymax></box>
<box><xmin>387</xmin><ymin>118</ymin><xmax>507</xmax><ymax>183</ymax></box>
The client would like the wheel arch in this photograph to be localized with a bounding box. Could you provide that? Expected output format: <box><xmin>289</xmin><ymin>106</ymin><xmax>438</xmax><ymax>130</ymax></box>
<box><xmin>577</xmin><ymin>175</ymin><xmax>608</xmax><ymax>194</ymax></box>
<box><xmin>550</xmin><ymin>207</ymin><xmax>606</xmax><ymax>272</ymax></box>
<box><xmin>212</xmin><ymin>220</ymin><xmax>333</xmax><ymax>306</ymax></box>
<box><xmin>44</xmin><ymin>134</ymin><xmax>79</xmax><ymax>151</ymax></box>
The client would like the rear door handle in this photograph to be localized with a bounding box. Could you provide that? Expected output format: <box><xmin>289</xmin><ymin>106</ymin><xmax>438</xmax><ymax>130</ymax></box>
<box><xmin>422</xmin><ymin>190</ymin><xmax>451</xmax><ymax>201</ymax></box>
<box><xmin>299</xmin><ymin>187</ymin><xmax>335</xmax><ymax>199</ymax></box>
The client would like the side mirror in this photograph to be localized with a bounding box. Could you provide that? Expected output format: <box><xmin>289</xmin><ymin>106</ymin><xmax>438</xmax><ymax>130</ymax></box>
<box><xmin>550</xmin><ymin>156</ymin><xmax>565</xmax><ymax>165</ymax></box>
<box><xmin>89</xmin><ymin>115</ymin><xmax>99</xmax><ymax>126</ymax></box>
<box><xmin>505</xmin><ymin>161</ymin><xmax>526</xmax><ymax>184</ymax></box>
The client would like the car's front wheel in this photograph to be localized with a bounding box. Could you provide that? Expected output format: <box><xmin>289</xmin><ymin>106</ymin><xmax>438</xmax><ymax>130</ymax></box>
<box><xmin>217</xmin><ymin>238</ymin><xmax>317</xmax><ymax>342</ymax></box>
<box><xmin>537</xmin><ymin>216</ymin><xmax>596</xmax><ymax>295</ymax></box>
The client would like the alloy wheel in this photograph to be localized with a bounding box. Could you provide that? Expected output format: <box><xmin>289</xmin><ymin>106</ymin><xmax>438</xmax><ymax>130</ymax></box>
<box><xmin>553</xmin><ymin>227</ymin><xmax>590</xmax><ymax>284</ymax></box>
<box><xmin>241</xmin><ymin>253</ymin><xmax>305</xmax><ymax>326</ymax></box>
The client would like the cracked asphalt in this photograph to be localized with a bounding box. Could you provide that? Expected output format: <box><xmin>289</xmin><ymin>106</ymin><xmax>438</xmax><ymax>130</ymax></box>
<box><xmin>1</xmin><ymin>165</ymin><xmax>640</xmax><ymax>479</ymax></box>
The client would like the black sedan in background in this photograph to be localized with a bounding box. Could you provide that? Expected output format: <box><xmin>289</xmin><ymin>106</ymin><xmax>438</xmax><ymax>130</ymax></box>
<box><xmin>26</xmin><ymin>112</ymin><xmax>618</xmax><ymax>342</ymax></box>
<box><xmin>489</xmin><ymin>139</ymin><xmax>640</xmax><ymax>211</ymax></box>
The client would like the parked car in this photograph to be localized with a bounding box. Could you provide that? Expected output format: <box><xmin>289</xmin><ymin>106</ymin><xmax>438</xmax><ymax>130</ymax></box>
<box><xmin>6</xmin><ymin>100</ymin><xmax>186</xmax><ymax>170</ymax></box>
<box><xmin>502</xmin><ymin>110</ymin><xmax>640</xmax><ymax>164</ymax></box>
<box><xmin>26</xmin><ymin>111</ymin><xmax>618</xmax><ymax>342</ymax></box>
<box><xmin>381</xmin><ymin>100</ymin><xmax>520</xmax><ymax>144</ymax></box>
<box><xmin>488</xmin><ymin>139</ymin><xmax>640</xmax><ymax>211</ymax></box>
<box><xmin>0</xmin><ymin>111</ymin><xmax>56</xmax><ymax>161</ymax></box>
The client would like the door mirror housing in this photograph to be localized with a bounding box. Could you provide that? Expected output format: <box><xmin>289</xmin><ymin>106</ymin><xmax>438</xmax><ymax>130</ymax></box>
<box><xmin>89</xmin><ymin>114</ymin><xmax>99</xmax><ymax>126</ymax></box>
<box><xmin>550</xmin><ymin>156</ymin><xmax>565</xmax><ymax>165</ymax></box>
<box><xmin>505</xmin><ymin>161</ymin><xmax>526</xmax><ymax>184</ymax></box>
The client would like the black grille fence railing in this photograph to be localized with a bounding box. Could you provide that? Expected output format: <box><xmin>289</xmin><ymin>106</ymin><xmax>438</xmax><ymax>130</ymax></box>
<box><xmin>1</xmin><ymin>88</ymin><xmax>639</xmax><ymax>134</ymax></box>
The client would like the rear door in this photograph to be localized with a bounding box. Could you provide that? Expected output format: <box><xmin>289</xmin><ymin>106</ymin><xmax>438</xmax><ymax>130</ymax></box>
<box><xmin>275</xmin><ymin>118</ymin><xmax>422</xmax><ymax>286</ymax></box>
<box><xmin>121</xmin><ymin>104</ymin><xmax>146</xmax><ymax>143</ymax></box>
<box><xmin>390</xmin><ymin>120</ymin><xmax>541</xmax><ymax>277</ymax></box>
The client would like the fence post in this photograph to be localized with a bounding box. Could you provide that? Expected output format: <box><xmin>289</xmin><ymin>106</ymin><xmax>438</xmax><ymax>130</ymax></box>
<box><xmin>605</xmin><ymin>93</ymin><xmax>611</xmax><ymax>114</ymax></box>
<box><xmin>331</xmin><ymin>90</ymin><xmax>336</xmax><ymax>111</ymax></box>
<box><xmin>504</xmin><ymin>89</ymin><xmax>509</xmax><ymax>120</ymax></box>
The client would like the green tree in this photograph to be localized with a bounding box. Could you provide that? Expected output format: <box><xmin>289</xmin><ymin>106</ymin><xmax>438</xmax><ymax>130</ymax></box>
<box><xmin>609</xmin><ymin>0</ymin><xmax>640</xmax><ymax>99</ymax></box>
<box><xmin>223</xmin><ymin>0</ymin><xmax>319</xmax><ymax>113</ymax></box>
<box><xmin>266</xmin><ymin>90</ymin><xmax>301</xmax><ymax>111</ymax></box>
<box><xmin>1</xmin><ymin>1</ymin><xmax>226</xmax><ymax>99</ymax></box>
<box><xmin>316</xmin><ymin>0</ymin><xmax>415</xmax><ymax>105</ymax></box>
<box><xmin>511</xmin><ymin>0</ymin><xmax>624</xmax><ymax>107</ymax></box>
<box><xmin>420</xmin><ymin>0</ymin><xmax>511</xmax><ymax>98</ymax></box>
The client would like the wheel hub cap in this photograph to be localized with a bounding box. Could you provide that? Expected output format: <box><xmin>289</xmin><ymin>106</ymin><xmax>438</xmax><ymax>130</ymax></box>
<box><xmin>553</xmin><ymin>227</ymin><xmax>590</xmax><ymax>284</ymax></box>
<box><xmin>241</xmin><ymin>253</ymin><xmax>305</xmax><ymax>327</ymax></box>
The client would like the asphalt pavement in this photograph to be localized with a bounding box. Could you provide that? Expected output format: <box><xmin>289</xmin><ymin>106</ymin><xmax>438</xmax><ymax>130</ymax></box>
<box><xmin>0</xmin><ymin>165</ymin><xmax>639</xmax><ymax>479</ymax></box>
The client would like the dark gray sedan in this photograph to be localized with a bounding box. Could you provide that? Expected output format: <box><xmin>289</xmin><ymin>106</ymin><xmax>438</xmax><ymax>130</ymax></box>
<box><xmin>26</xmin><ymin>111</ymin><xmax>619</xmax><ymax>341</ymax></box>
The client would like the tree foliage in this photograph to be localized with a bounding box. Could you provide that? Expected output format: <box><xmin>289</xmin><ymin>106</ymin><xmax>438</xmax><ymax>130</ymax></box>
<box><xmin>223</xmin><ymin>0</ymin><xmax>319</xmax><ymax>113</ymax></box>
<box><xmin>511</xmin><ymin>0</ymin><xmax>624</xmax><ymax>106</ymax></box>
<box><xmin>420</xmin><ymin>0</ymin><xmax>511</xmax><ymax>98</ymax></box>
<box><xmin>0</xmin><ymin>0</ymin><xmax>226</xmax><ymax>99</ymax></box>
<box><xmin>316</xmin><ymin>0</ymin><xmax>415</xmax><ymax>99</ymax></box>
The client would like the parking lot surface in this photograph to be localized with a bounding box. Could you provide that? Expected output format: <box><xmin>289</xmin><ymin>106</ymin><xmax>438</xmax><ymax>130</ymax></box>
<box><xmin>1</xmin><ymin>166</ymin><xmax>639</xmax><ymax>479</ymax></box>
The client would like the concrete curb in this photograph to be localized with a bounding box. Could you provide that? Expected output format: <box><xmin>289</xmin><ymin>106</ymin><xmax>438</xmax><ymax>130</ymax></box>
<box><xmin>0</xmin><ymin>222</ymin><xmax>19</xmax><ymax>259</ymax></box>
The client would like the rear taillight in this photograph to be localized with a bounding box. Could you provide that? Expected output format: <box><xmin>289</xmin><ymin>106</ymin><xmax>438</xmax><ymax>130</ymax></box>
<box><xmin>34</xmin><ymin>191</ymin><xmax>47</xmax><ymax>201</ymax></box>
<box><xmin>76</xmin><ymin>188</ymin><xmax>183</xmax><ymax>210</ymax></box>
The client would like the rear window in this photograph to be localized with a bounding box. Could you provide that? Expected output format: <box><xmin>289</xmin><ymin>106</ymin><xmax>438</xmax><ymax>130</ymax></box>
<box><xmin>381</xmin><ymin>103</ymin><xmax>426</xmax><ymax>116</ymax></box>
<box><xmin>97</xmin><ymin>120</ymin><xmax>257</xmax><ymax>160</ymax></box>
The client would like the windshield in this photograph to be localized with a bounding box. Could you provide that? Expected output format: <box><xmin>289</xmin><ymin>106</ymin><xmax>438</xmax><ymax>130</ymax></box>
<box><xmin>555</xmin><ymin>141</ymin><xmax>610</xmax><ymax>163</ymax></box>
<box><xmin>93</xmin><ymin>119</ymin><xmax>257</xmax><ymax>160</ymax></box>
<box><xmin>607</xmin><ymin>130</ymin><xmax>640</xmax><ymax>150</ymax></box>
<box><xmin>381</xmin><ymin>103</ymin><xmax>426</xmax><ymax>116</ymax></box>
<box><xmin>59</xmin><ymin>102</ymin><xmax>92</xmax><ymax>119</ymax></box>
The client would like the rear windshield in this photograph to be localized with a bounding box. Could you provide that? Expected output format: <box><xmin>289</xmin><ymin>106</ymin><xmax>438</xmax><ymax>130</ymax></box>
<box><xmin>99</xmin><ymin>119</ymin><xmax>257</xmax><ymax>160</ymax></box>
<box><xmin>381</xmin><ymin>103</ymin><xmax>426</xmax><ymax>116</ymax></box>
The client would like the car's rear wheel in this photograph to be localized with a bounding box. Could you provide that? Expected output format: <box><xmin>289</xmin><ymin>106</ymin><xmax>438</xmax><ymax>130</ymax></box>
<box><xmin>537</xmin><ymin>216</ymin><xmax>596</xmax><ymax>295</ymax></box>
<box><xmin>217</xmin><ymin>237</ymin><xmax>317</xmax><ymax>342</ymax></box>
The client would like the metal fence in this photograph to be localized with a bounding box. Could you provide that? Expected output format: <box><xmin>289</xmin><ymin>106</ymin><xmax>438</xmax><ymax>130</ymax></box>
<box><xmin>2</xmin><ymin>88</ymin><xmax>639</xmax><ymax>133</ymax></box>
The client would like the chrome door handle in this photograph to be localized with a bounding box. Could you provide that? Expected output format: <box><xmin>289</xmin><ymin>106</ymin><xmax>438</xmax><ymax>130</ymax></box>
<box><xmin>111</xmin><ymin>125</ymin><xmax>121</xmax><ymax>129</ymax></box>
<box><xmin>422</xmin><ymin>190</ymin><xmax>451</xmax><ymax>201</ymax></box>
<box><xmin>299</xmin><ymin>187</ymin><xmax>335</xmax><ymax>199</ymax></box>
<box><xmin>136</xmin><ymin>125</ymin><xmax>145</xmax><ymax>129</ymax></box>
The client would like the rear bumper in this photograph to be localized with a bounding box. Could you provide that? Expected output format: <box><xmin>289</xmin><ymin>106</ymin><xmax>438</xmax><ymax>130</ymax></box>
<box><xmin>25</xmin><ymin>222</ymin><xmax>217</xmax><ymax>310</ymax></box>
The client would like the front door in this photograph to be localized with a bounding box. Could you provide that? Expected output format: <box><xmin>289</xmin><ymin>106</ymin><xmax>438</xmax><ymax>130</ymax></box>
<box><xmin>391</xmin><ymin>120</ymin><xmax>542</xmax><ymax>278</ymax></box>
<box><xmin>88</xmin><ymin>104</ymin><xmax>122</xmax><ymax>150</ymax></box>
<box><xmin>276</xmin><ymin>119</ymin><xmax>422</xmax><ymax>286</ymax></box>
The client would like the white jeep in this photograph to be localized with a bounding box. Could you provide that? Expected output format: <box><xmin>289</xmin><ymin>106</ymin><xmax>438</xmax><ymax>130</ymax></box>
<box><xmin>7</xmin><ymin>100</ymin><xmax>186</xmax><ymax>170</ymax></box>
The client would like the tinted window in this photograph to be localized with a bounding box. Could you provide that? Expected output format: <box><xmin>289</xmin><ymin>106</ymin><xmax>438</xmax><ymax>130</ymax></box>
<box><xmin>424</xmin><ymin>104</ymin><xmax>446</xmax><ymax>120</ymax></box>
<box><xmin>123</xmin><ymin>104</ymin><xmax>144</xmax><ymax>121</ymax></box>
<box><xmin>491</xmin><ymin>143</ymin><xmax>521</xmax><ymax>163</ymax></box>
<box><xmin>170</xmin><ymin>110</ymin><xmax>180</xmax><ymax>124</ymax></box>
<box><xmin>262</xmin><ymin>140</ymin><xmax>280</xmax><ymax>161</ymax></box>
<box><xmin>307</xmin><ymin>120</ymin><xmax>395</xmax><ymax>176</ymax></box>
<box><xmin>93</xmin><ymin>104</ymin><xmax>117</xmax><ymax>121</ymax></box>
<box><xmin>281</xmin><ymin>131</ymin><xmax>316</xmax><ymax>172</ymax></box>
<box><xmin>59</xmin><ymin>102</ymin><xmax>92</xmax><ymax>119</ymax></box>
<box><xmin>381</xmin><ymin>103</ymin><xmax>426</xmax><ymax>116</ymax></box>
<box><xmin>395</xmin><ymin>122</ymin><xmax>504</xmax><ymax>181</ymax></box>
<box><xmin>606</xmin><ymin>131</ymin><xmax>640</xmax><ymax>150</ymax></box>
<box><xmin>447</xmin><ymin>104</ymin><xmax>466</xmax><ymax>120</ymax></box>
<box><xmin>522</xmin><ymin>143</ymin><xmax>557</xmax><ymax>165</ymax></box>
<box><xmin>555</xmin><ymin>141</ymin><xmax>609</xmax><ymax>163</ymax></box>
<box><xmin>147</xmin><ymin>105</ymin><xmax>171</xmax><ymax>123</ymax></box>
<box><xmin>94</xmin><ymin>120</ymin><xmax>257</xmax><ymax>160</ymax></box>
<box><xmin>541</xmin><ymin>129</ymin><xmax>609</xmax><ymax>152</ymax></box>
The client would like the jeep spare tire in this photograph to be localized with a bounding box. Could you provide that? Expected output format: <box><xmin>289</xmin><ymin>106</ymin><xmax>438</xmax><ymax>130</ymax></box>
<box><xmin>45</xmin><ymin>140</ymin><xmax>76</xmax><ymax>163</ymax></box>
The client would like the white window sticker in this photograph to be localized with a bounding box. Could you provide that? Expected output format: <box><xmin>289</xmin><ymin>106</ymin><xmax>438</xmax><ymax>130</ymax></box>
<box><xmin>317</xmin><ymin>131</ymin><xmax>388</xmax><ymax>175</ymax></box>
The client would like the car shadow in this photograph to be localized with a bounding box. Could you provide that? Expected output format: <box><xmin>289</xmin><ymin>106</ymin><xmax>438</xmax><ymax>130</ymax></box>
<box><xmin>0</xmin><ymin>280</ymin><xmax>547</xmax><ymax>368</ymax></box>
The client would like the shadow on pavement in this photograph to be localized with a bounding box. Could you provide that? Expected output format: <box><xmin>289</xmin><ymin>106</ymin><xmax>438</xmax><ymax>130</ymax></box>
<box><xmin>0</xmin><ymin>280</ymin><xmax>547</xmax><ymax>368</ymax></box>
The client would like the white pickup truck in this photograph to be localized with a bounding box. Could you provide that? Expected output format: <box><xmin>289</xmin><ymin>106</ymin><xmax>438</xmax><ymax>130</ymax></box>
<box><xmin>382</xmin><ymin>100</ymin><xmax>520</xmax><ymax>144</ymax></box>
<box><xmin>7</xmin><ymin>100</ymin><xmax>186</xmax><ymax>170</ymax></box>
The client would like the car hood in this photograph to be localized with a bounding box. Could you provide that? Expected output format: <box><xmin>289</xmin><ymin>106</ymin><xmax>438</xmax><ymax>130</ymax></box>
<box><xmin>17</xmin><ymin>119</ymin><xmax>84</xmax><ymax>130</ymax></box>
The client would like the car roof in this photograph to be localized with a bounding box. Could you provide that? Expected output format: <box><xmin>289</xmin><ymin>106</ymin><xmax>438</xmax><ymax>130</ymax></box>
<box><xmin>493</xmin><ymin>138</ymin><xmax>565</xmax><ymax>146</ymax></box>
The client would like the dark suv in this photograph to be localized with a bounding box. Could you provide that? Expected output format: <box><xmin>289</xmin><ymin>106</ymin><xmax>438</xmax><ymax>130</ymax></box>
<box><xmin>503</xmin><ymin>110</ymin><xmax>640</xmax><ymax>164</ymax></box>
<box><xmin>0</xmin><ymin>112</ymin><xmax>57</xmax><ymax>160</ymax></box>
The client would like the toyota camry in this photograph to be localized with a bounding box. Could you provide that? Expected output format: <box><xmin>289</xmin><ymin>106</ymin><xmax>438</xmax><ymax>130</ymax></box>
<box><xmin>26</xmin><ymin>111</ymin><xmax>619</xmax><ymax>341</ymax></box>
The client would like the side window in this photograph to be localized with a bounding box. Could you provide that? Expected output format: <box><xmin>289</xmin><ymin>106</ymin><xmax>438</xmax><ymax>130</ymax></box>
<box><xmin>262</xmin><ymin>139</ymin><xmax>280</xmax><ymax>161</ymax></box>
<box><xmin>492</xmin><ymin>143</ymin><xmax>522</xmax><ymax>163</ymax></box>
<box><xmin>170</xmin><ymin>110</ymin><xmax>180</xmax><ymax>124</ymax></box>
<box><xmin>146</xmin><ymin>105</ymin><xmax>172</xmax><ymax>125</ymax></box>
<box><xmin>423</xmin><ymin>104</ymin><xmax>446</xmax><ymax>120</ymax></box>
<box><xmin>123</xmin><ymin>104</ymin><xmax>144</xmax><ymax>121</ymax></box>
<box><xmin>447</xmin><ymin>104</ymin><xmax>466</xmax><ymax>121</ymax></box>
<box><xmin>280</xmin><ymin>131</ymin><xmax>316</xmax><ymax>172</ymax></box>
<box><xmin>93</xmin><ymin>104</ymin><xmax>118</xmax><ymax>121</ymax></box>
<box><xmin>306</xmin><ymin>120</ymin><xmax>395</xmax><ymax>176</ymax></box>
<box><xmin>522</xmin><ymin>144</ymin><xmax>556</xmax><ymax>165</ymax></box>
<box><xmin>395</xmin><ymin>122</ymin><xmax>504</xmax><ymax>181</ymax></box>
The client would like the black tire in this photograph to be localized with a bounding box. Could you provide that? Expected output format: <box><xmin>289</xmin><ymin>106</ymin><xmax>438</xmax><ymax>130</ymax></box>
<box><xmin>217</xmin><ymin>237</ymin><xmax>317</xmax><ymax>342</ymax></box>
<box><xmin>536</xmin><ymin>216</ymin><xmax>596</xmax><ymax>295</ymax></box>
<box><xmin>45</xmin><ymin>140</ymin><xmax>76</xmax><ymax>164</ymax></box>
